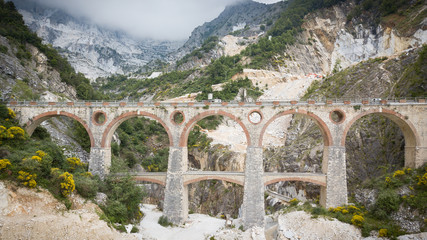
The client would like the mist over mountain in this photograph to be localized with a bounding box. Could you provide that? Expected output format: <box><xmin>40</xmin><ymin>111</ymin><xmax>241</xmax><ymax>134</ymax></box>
<box><xmin>11</xmin><ymin>0</ymin><xmax>185</xmax><ymax>80</ymax></box>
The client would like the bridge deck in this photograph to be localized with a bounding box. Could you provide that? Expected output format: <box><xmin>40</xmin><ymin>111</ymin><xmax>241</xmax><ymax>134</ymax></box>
<box><xmin>7</xmin><ymin>98</ymin><xmax>427</xmax><ymax>108</ymax></box>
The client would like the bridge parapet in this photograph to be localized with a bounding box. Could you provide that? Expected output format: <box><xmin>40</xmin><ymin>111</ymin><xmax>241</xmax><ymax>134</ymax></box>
<box><xmin>6</xmin><ymin>97</ymin><xmax>427</xmax><ymax>108</ymax></box>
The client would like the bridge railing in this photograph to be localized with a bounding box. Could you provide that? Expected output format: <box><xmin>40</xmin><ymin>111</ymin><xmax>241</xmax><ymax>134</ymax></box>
<box><xmin>3</xmin><ymin>97</ymin><xmax>427</xmax><ymax>107</ymax></box>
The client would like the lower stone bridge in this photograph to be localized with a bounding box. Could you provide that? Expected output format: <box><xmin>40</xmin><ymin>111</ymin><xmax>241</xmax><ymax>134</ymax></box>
<box><xmin>130</xmin><ymin>171</ymin><xmax>325</xmax><ymax>187</ymax></box>
<box><xmin>7</xmin><ymin>98</ymin><xmax>427</xmax><ymax>229</ymax></box>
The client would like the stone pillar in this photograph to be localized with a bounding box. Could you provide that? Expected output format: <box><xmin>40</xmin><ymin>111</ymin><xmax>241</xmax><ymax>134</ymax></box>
<box><xmin>89</xmin><ymin>147</ymin><xmax>111</xmax><ymax>179</ymax></box>
<box><xmin>163</xmin><ymin>146</ymin><xmax>188</xmax><ymax>224</ymax></box>
<box><xmin>415</xmin><ymin>146</ymin><xmax>427</xmax><ymax>168</ymax></box>
<box><xmin>242</xmin><ymin>146</ymin><xmax>265</xmax><ymax>229</ymax></box>
<box><xmin>324</xmin><ymin>145</ymin><xmax>348</xmax><ymax>208</ymax></box>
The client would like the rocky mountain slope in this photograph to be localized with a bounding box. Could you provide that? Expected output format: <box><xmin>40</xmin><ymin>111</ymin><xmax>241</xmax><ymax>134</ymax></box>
<box><xmin>173</xmin><ymin>0</ymin><xmax>287</xmax><ymax>60</ymax></box>
<box><xmin>11</xmin><ymin>0</ymin><xmax>184</xmax><ymax>80</ymax></box>
<box><xmin>0</xmin><ymin>35</ymin><xmax>75</xmax><ymax>101</ymax></box>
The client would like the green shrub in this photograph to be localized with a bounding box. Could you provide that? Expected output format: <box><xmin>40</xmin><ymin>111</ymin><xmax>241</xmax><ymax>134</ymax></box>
<box><xmin>158</xmin><ymin>215</ymin><xmax>172</xmax><ymax>227</ymax></box>
<box><xmin>311</xmin><ymin>207</ymin><xmax>327</xmax><ymax>215</ymax></box>
<box><xmin>74</xmin><ymin>174</ymin><xmax>99</xmax><ymax>199</ymax></box>
<box><xmin>114</xmin><ymin>224</ymin><xmax>126</xmax><ymax>232</ymax></box>
<box><xmin>0</xmin><ymin>44</ymin><xmax>7</xmax><ymax>54</ymax></box>
<box><xmin>100</xmin><ymin>176</ymin><xmax>145</xmax><ymax>224</ymax></box>
<box><xmin>131</xmin><ymin>226</ymin><xmax>139</xmax><ymax>233</ymax></box>
<box><xmin>32</xmin><ymin>126</ymin><xmax>50</xmax><ymax>140</ymax></box>
<box><xmin>372</xmin><ymin>189</ymin><xmax>401</xmax><ymax>219</ymax></box>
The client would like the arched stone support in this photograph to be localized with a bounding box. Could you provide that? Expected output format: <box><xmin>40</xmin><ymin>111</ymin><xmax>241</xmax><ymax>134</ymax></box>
<box><xmin>242</xmin><ymin>146</ymin><xmax>265</xmax><ymax>229</ymax></box>
<box><xmin>163</xmin><ymin>146</ymin><xmax>188</xmax><ymax>224</ymax></box>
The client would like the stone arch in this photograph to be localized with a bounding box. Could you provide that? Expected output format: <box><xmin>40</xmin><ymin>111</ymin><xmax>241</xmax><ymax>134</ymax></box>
<box><xmin>101</xmin><ymin>111</ymin><xmax>173</xmax><ymax>148</ymax></box>
<box><xmin>179</xmin><ymin>110</ymin><xmax>251</xmax><ymax>147</ymax></box>
<box><xmin>259</xmin><ymin>109</ymin><xmax>332</xmax><ymax>147</ymax></box>
<box><xmin>26</xmin><ymin>111</ymin><xmax>94</xmax><ymax>147</ymax></box>
<box><xmin>264</xmin><ymin>177</ymin><xmax>327</xmax><ymax>187</ymax></box>
<box><xmin>184</xmin><ymin>176</ymin><xmax>244</xmax><ymax>186</ymax></box>
<box><xmin>342</xmin><ymin>108</ymin><xmax>420</xmax><ymax>167</ymax></box>
<box><xmin>133</xmin><ymin>176</ymin><xmax>166</xmax><ymax>186</ymax></box>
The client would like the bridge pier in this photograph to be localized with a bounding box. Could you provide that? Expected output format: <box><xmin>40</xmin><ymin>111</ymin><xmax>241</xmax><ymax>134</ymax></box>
<box><xmin>242</xmin><ymin>146</ymin><xmax>265</xmax><ymax>229</ymax></box>
<box><xmin>163</xmin><ymin>146</ymin><xmax>188</xmax><ymax>224</ymax></box>
<box><xmin>324</xmin><ymin>145</ymin><xmax>347</xmax><ymax>208</ymax></box>
<box><xmin>89</xmin><ymin>147</ymin><xmax>111</xmax><ymax>178</ymax></box>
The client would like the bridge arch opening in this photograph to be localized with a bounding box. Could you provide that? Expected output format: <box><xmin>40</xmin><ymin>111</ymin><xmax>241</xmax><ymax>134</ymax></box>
<box><xmin>264</xmin><ymin>180</ymin><xmax>322</xmax><ymax>214</ymax></box>
<box><xmin>102</xmin><ymin>112</ymin><xmax>171</xmax><ymax>173</ymax></box>
<box><xmin>343</xmin><ymin>109</ymin><xmax>418</xmax><ymax>193</ymax></box>
<box><xmin>181</xmin><ymin>111</ymin><xmax>249</xmax><ymax>172</ymax></box>
<box><xmin>187</xmin><ymin>179</ymin><xmax>243</xmax><ymax>219</ymax></box>
<box><xmin>25</xmin><ymin>111</ymin><xmax>94</xmax><ymax>160</ymax></box>
<box><xmin>26</xmin><ymin>111</ymin><xmax>94</xmax><ymax>146</ymax></box>
<box><xmin>134</xmin><ymin>180</ymin><xmax>165</xmax><ymax>207</ymax></box>
<box><xmin>260</xmin><ymin>111</ymin><xmax>329</xmax><ymax>209</ymax></box>
<box><xmin>261</xmin><ymin>112</ymin><xmax>328</xmax><ymax>174</ymax></box>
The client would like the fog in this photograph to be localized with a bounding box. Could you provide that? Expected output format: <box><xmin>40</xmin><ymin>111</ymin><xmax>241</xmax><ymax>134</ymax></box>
<box><xmin>26</xmin><ymin>0</ymin><xmax>282</xmax><ymax>41</ymax></box>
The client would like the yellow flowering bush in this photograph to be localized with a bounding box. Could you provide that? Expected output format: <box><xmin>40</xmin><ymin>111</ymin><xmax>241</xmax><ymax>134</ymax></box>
<box><xmin>351</xmin><ymin>214</ymin><xmax>364</xmax><ymax>227</ymax></box>
<box><xmin>31</xmin><ymin>155</ymin><xmax>42</xmax><ymax>162</ymax></box>
<box><xmin>7</xmin><ymin>108</ymin><xmax>16</xmax><ymax>119</ymax></box>
<box><xmin>329</xmin><ymin>205</ymin><xmax>361</xmax><ymax>215</ymax></box>
<box><xmin>59</xmin><ymin>172</ymin><xmax>75</xmax><ymax>196</ymax></box>
<box><xmin>0</xmin><ymin>125</ymin><xmax>11</xmax><ymax>139</ymax></box>
<box><xmin>392</xmin><ymin>170</ymin><xmax>405</xmax><ymax>178</ymax></box>
<box><xmin>417</xmin><ymin>173</ymin><xmax>427</xmax><ymax>186</ymax></box>
<box><xmin>330</xmin><ymin>206</ymin><xmax>345</xmax><ymax>213</ymax></box>
<box><xmin>35</xmin><ymin>150</ymin><xmax>46</xmax><ymax>158</ymax></box>
<box><xmin>378</xmin><ymin>228</ymin><xmax>387</xmax><ymax>237</ymax></box>
<box><xmin>17</xmin><ymin>171</ymin><xmax>37</xmax><ymax>188</ymax></box>
<box><xmin>66</xmin><ymin>157</ymin><xmax>85</xmax><ymax>171</ymax></box>
<box><xmin>0</xmin><ymin>159</ymin><xmax>11</xmax><ymax>170</ymax></box>
<box><xmin>147</xmin><ymin>164</ymin><xmax>159</xmax><ymax>172</ymax></box>
<box><xmin>289</xmin><ymin>198</ymin><xmax>299</xmax><ymax>206</ymax></box>
<box><xmin>6</xmin><ymin>126</ymin><xmax>26</xmax><ymax>140</ymax></box>
<box><xmin>80</xmin><ymin>171</ymin><xmax>93</xmax><ymax>177</ymax></box>
<box><xmin>385</xmin><ymin>177</ymin><xmax>391</xmax><ymax>183</ymax></box>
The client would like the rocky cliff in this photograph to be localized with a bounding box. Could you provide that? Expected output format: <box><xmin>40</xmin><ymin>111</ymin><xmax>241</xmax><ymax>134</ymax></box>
<box><xmin>11</xmin><ymin>0</ymin><xmax>184</xmax><ymax>80</ymax></box>
<box><xmin>0</xmin><ymin>35</ymin><xmax>75</xmax><ymax>101</ymax></box>
<box><xmin>173</xmin><ymin>0</ymin><xmax>287</xmax><ymax>60</ymax></box>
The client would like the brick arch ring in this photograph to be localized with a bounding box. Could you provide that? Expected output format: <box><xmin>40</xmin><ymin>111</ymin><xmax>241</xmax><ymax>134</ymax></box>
<box><xmin>258</xmin><ymin>109</ymin><xmax>332</xmax><ymax>147</ymax></box>
<box><xmin>179</xmin><ymin>110</ymin><xmax>251</xmax><ymax>147</ymax></box>
<box><xmin>26</xmin><ymin>111</ymin><xmax>95</xmax><ymax>147</ymax></box>
<box><xmin>101</xmin><ymin>111</ymin><xmax>173</xmax><ymax>148</ymax></box>
<box><xmin>341</xmin><ymin>108</ymin><xmax>420</xmax><ymax>147</ymax></box>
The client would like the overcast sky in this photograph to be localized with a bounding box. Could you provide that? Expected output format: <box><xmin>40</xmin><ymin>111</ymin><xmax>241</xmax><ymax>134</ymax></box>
<box><xmin>28</xmin><ymin>0</ymin><xmax>282</xmax><ymax>41</ymax></box>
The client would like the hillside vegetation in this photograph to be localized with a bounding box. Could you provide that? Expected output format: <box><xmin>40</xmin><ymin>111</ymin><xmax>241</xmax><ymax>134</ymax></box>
<box><xmin>0</xmin><ymin>0</ymin><xmax>102</xmax><ymax>100</ymax></box>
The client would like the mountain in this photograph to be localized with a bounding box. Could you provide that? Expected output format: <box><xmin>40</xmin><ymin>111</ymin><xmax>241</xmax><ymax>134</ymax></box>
<box><xmin>11</xmin><ymin>0</ymin><xmax>184</xmax><ymax>80</ymax></box>
<box><xmin>172</xmin><ymin>0</ymin><xmax>288</xmax><ymax>60</ymax></box>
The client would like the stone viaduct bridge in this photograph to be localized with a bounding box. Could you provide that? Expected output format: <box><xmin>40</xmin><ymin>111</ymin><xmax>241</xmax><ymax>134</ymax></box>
<box><xmin>7</xmin><ymin>98</ymin><xmax>427</xmax><ymax>229</ymax></box>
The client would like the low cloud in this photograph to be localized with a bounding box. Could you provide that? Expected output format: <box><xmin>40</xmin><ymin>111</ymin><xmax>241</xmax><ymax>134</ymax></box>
<box><xmin>28</xmin><ymin>0</ymin><xmax>234</xmax><ymax>40</ymax></box>
<box><xmin>27</xmin><ymin>0</ymin><xmax>282</xmax><ymax>41</ymax></box>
